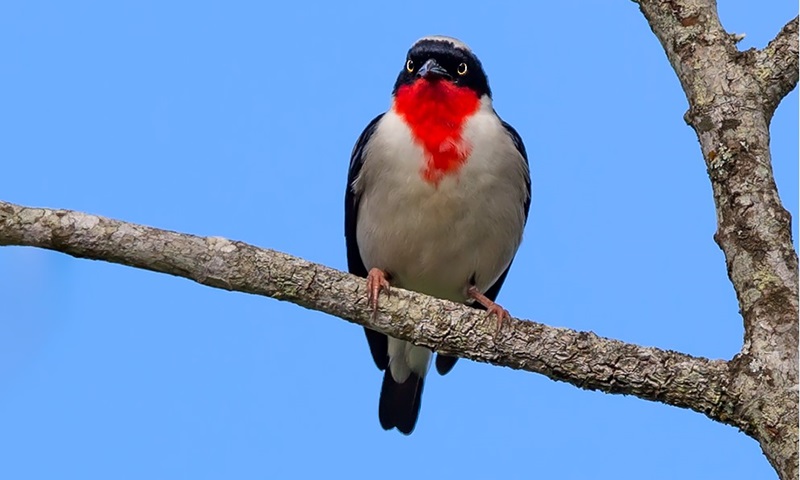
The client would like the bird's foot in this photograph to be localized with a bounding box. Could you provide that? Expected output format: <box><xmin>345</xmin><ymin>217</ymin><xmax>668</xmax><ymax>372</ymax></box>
<box><xmin>467</xmin><ymin>286</ymin><xmax>511</xmax><ymax>329</ymax></box>
<box><xmin>366</xmin><ymin>268</ymin><xmax>391</xmax><ymax>315</ymax></box>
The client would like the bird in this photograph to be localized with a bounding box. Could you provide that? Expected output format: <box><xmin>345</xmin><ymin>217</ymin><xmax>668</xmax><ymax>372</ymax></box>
<box><xmin>344</xmin><ymin>35</ymin><xmax>530</xmax><ymax>435</ymax></box>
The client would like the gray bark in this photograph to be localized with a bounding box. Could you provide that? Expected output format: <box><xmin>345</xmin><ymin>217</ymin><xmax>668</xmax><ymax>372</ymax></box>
<box><xmin>0</xmin><ymin>1</ymin><xmax>796</xmax><ymax>477</ymax></box>
<box><xmin>635</xmin><ymin>1</ymin><xmax>798</xmax><ymax>478</ymax></box>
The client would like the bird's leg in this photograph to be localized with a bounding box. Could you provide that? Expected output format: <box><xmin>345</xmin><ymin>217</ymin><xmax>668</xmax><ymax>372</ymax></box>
<box><xmin>467</xmin><ymin>286</ymin><xmax>511</xmax><ymax>329</ymax></box>
<box><xmin>366</xmin><ymin>268</ymin><xmax>392</xmax><ymax>315</ymax></box>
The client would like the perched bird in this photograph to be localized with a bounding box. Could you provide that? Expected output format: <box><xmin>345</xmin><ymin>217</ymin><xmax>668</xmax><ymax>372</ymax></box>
<box><xmin>344</xmin><ymin>35</ymin><xmax>530</xmax><ymax>434</ymax></box>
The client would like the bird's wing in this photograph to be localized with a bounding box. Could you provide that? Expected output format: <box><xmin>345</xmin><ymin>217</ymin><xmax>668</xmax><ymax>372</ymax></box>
<box><xmin>345</xmin><ymin>113</ymin><xmax>389</xmax><ymax>371</ymax></box>
<box><xmin>502</xmin><ymin>119</ymin><xmax>532</xmax><ymax>221</ymax></box>
<box><xmin>480</xmin><ymin>119</ymin><xmax>531</xmax><ymax>302</ymax></box>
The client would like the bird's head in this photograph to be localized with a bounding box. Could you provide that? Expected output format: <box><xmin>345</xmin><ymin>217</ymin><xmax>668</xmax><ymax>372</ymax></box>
<box><xmin>392</xmin><ymin>35</ymin><xmax>491</xmax><ymax>100</ymax></box>
<box><xmin>390</xmin><ymin>36</ymin><xmax>492</xmax><ymax>184</ymax></box>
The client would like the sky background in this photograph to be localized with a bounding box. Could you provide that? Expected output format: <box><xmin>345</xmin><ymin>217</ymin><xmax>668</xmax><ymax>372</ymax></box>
<box><xmin>0</xmin><ymin>2</ymin><xmax>797</xmax><ymax>479</ymax></box>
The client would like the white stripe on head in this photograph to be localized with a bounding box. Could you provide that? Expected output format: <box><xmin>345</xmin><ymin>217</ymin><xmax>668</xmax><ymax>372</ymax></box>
<box><xmin>413</xmin><ymin>35</ymin><xmax>471</xmax><ymax>52</ymax></box>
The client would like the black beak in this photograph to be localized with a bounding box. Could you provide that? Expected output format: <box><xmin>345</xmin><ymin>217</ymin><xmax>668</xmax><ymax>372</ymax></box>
<box><xmin>416</xmin><ymin>58</ymin><xmax>451</xmax><ymax>80</ymax></box>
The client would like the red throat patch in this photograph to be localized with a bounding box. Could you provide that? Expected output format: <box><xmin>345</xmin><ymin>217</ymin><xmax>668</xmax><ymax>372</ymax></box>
<box><xmin>393</xmin><ymin>79</ymin><xmax>480</xmax><ymax>185</ymax></box>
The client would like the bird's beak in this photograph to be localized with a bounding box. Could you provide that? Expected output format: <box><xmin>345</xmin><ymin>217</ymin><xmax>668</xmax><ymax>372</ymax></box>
<box><xmin>416</xmin><ymin>58</ymin><xmax>451</xmax><ymax>80</ymax></box>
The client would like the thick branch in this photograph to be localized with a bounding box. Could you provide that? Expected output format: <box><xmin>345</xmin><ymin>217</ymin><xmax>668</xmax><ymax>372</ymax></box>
<box><xmin>756</xmin><ymin>16</ymin><xmax>799</xmax><ymax>116</ymax></box>
<box><xmin>635</xmin><ymin>1</ymin><xmax>798</xmax><ymax>478</ymax></box>
<box><xmin>0</xmin><ymin>200</ymin><xmax>736</xmax><ymax>423</ymax></box>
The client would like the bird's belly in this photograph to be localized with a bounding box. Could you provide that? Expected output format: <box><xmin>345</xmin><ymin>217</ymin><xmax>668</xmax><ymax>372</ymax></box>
<box><xmin>357</xmin><ymin>175</ymin><xmax>518</xmax><ymax>303</ymax></box>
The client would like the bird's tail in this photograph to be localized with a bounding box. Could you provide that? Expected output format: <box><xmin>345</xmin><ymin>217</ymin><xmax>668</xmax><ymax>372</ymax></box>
<box><xmin>378</xmin><ymin>369</ymin><xmax>424</xmax><ymax>435</ymax></box>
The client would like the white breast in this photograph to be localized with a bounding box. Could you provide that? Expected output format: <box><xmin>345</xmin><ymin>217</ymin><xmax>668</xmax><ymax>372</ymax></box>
<box><xmin>352</xmin><ymin>95</ymin><xmax>528</xmax><ymax>383</ymax></box>
<box><xmin>353</xmin><ymin>96</ymin><xmax>529</xmax><ymax>303</ymax></box>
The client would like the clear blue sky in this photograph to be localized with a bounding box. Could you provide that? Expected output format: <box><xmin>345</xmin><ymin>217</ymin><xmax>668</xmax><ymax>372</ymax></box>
<box><xmin>0</xmin><ymin>2</ymin><xmax>797</xmax><ymax>479</ymax></box>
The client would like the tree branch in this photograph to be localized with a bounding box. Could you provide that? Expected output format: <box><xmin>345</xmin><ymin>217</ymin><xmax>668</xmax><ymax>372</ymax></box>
<box><xmin>756</xmin><ymin>16</ymin><xmax>799</xmax><ymax>116</ymax></box>
<box><xmin>0</xmin><ymin>199</ymin><xmax>736</xmax><ymax>422</ymax></box>
<box><xmin>634</xmin><ymin>1</ymin><xmax>798</xmax><ymax>478</ymax></box>
<box><xmin>1</xmin><ymin>4</ymin><xmax>796</xmax><ymax>477</ymax></box>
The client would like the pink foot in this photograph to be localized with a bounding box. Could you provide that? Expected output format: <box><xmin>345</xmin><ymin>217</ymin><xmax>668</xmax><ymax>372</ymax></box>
<box><xmin>366</xmin><ymin>268</ymin><xmax>391</xmax><ymax>314</ymax></box>
<box><xmin>467</xmin><ymin>286</ymin><xmax>511</xmax><ymax>329</ymax></box>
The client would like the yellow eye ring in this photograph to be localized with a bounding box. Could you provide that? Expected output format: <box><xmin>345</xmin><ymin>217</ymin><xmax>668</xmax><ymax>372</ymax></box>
<box><xmin>406</xmin><ymin>59</ymin><xmax>414</xmax><ymax>73</ymax></box>
<box><xmin>457</xmin><ymin>62</ymin><xmax>468</xmax><ymax>75</ymax></box>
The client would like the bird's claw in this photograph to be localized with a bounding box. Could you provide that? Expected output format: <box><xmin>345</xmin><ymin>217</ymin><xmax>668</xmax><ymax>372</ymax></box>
<box><xmin>366</xmin><ymin>268</ymin><xmax>391</xmax><ymax>315</ymax></box>
<box><xmin>467</xmin><ymin>286</ymin><xmax>511</xmax><ymax>332</ymax></box>
<box><xmin>486</xmin><ymin>304</ymin><xmax>511</xmax><ymax>330</ymax></box>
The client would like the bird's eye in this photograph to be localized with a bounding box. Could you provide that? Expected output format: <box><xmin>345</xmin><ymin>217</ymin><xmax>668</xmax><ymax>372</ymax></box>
<box><xmin>457</xmin><ymin>62</ymin><xmax>468</xmax><ymax>76</ymax></box>
<box><xmin>406</xmin><ymin>59</ymin><xmax>414</xmax><ymax>73</ymax></box>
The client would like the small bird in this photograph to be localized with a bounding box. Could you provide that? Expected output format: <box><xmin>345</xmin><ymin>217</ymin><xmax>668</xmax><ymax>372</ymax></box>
<box><xmin>344</xmin><ymin>35</ymin><xmax>530</xmax><ymax>434</ymax></box>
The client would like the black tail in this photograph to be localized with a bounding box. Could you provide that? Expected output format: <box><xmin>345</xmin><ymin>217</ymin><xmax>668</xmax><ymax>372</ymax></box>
<box><xmin>435</xmin><ymin>354</ymin><xmax>458</xmax><ymax>375</ymax></box>
<box><xmin>378</xmin><ymin>370</ymin><xmax>424</xmax><ymax>435</ymax></box>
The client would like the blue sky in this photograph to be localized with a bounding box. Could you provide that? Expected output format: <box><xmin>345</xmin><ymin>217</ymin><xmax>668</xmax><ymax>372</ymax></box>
<box><xmin>0</xmin><ymin>2</ymin><xmax>796</xmax><ymax>479</ymax></box>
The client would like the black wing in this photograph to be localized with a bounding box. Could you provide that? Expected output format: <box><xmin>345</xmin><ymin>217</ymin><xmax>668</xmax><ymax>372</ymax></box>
<box><xmin>481</xmin><ymin>120</ymin><xmax>531</xmax><ymax>300</ymax></box>
<box><xmin>345</xmin><ymin>113</ymin><xmax>388</xmax><ymax>371</ymax></box>
<box><xmin>502</xmin><ymin>120</ymin><xmax>532</xmax><ymax>221</ymax></box>
<box><xmin>435</xmin><ymin>119</ymin><xmax>531</xmax><ymax>375</ymax></box>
